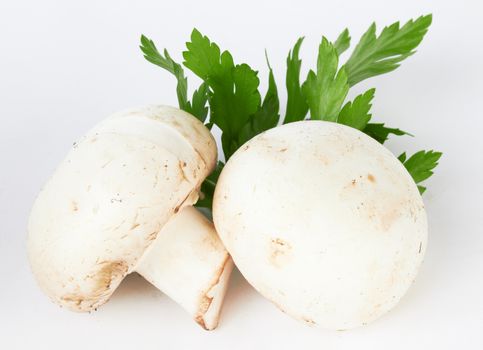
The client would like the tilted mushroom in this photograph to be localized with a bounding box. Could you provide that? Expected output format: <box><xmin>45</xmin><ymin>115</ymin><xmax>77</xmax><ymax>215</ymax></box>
<box><xmin>28</xmin><ymin>105</ymin><xmax>233</xmax><ymax>330</ymax></box>
<box><xmin>213</xmin><ymin>121</ymin><xmax>427</xmax><ymax>330</ymax></box>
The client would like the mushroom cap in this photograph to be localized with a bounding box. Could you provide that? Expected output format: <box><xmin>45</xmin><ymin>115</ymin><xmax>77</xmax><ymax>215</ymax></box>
<box><xmin>28</xmin><ymin>106</ymin><xmax>217</xmax><ymax>311</ymax></box>
<box><xmin>213</xmin><ymin>121</ymin><xmax>427</xmax><ymax>330</ymax></box>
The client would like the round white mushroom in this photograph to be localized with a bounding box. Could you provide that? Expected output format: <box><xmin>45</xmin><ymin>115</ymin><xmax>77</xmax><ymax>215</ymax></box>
<box><xmin>213</xmin><ymin>120</ymin><xmax>427</xmax><ymax>330</ymax></box>
<box><xmin>28</xmin><ymin>105</ymin><xmax>233</xmax><ymax>330</ymax></box>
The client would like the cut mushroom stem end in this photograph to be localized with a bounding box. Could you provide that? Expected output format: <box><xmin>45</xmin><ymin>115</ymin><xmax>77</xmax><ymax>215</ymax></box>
<box><xmin>136</xmin><ymin>206</ymin><xmax>234</xmax><ymax>331</ymax></box>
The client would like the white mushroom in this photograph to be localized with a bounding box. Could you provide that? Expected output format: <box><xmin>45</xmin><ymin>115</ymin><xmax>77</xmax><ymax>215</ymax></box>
<box><xmin>213</xmin><ymin>120</ymin><xmax>427</xmax><ymax>330</ymax></box>
<box><xmin>28</xmin><ymin>105</ymin><xmax>233</xmax><ymax>330</ymax></box>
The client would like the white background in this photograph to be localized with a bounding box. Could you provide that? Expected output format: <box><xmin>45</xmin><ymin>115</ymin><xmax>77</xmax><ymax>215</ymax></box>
<box><xmin>1</xmin><ymin>0</ymin><xmax>482</xmax><ymax>349</ymax></box>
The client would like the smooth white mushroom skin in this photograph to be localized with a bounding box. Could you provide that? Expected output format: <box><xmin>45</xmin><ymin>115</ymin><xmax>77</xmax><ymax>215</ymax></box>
<box><xmin>28</xmin><ymin>106</ymin><xmax>232</xmax><ymax>329</ymax></box>
<box><xmin>136</xmin><ymin>206</ymin><xmax>233</xmax><ymax>330</ymax></box>
<box><xmin>213</xmin><ymin>121</ymin><xmax>428</xmax><ymax>330</ymax></box>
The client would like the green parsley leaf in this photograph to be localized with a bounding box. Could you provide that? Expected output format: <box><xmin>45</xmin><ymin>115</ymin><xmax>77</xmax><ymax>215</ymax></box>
<box><xmin>399</xmin><ymin>150</ymin><xmax>442</xmax><ymax>194</ymax></box>
<box><xmin>185</xmin><ymin>82</ymin><xmax>209</xmax><ymax>123</ymax></box>
<box><xmin>302</xmin><ymin>37</ymin><xmax>349</xmax><ymax>121</ymax></box>
<box><xmin>417</xmin><ymin>185</ymin><xmax>427</xmax><ymax>194</ymax></box>
<box><xmin>183</xmin><ymin>29</ymin><xmax>261</xmax><ymax>158</ymax></box>
<box><xmin>397</xmin><ymin>152</ymin><xmax>406</xmax><ymax>162</ymax></box>
<box><xmin>220</xmin><ymin>63</ymin><xmax>262</xmax><ymax>158</ymax></box>
<box><xmin>140</xmin><ymin>35</ymin><xmax>189</xmax><ymax>110</ymax></box>
<box><xmin>284</xmin><ymin>38</ymin><xmax>309</xmax><ymax>123</ymax></box>
<box><xmin>182</xmin><ymin>29</ymin><xmax>226</xmax><ymax>79</ymax></box>
<box><xmin>364</xmin><ymin>123</ymin><xmax>412</xmax><ymax>144</ymax></box>
<box><xmin>334</xmin><ymin>28</ymin><xmax>351</xmax><ymax>55</ymax></box>
<box><xmin>344</xmin><ymin>14</ymin><xmax>432</xmax><ymax>86</ymax></box>
<box><xmin>338</xmin><ymin>88</ymin><xmax>375</xmax><ymax>130</ymax></box>
<box><xmin>237</xmin><ymin>53</ymin><xmax>280</xmax><ymax>147</ymax></box>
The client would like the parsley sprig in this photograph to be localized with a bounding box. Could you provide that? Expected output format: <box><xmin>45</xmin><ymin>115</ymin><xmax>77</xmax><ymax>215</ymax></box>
<box><xmin>140</xmin><ymin>15</ymin><xmax>441</xmax><ymax>209</ymax></box>
<box><xmin>140</xmin><ymin>35</ymin><xmax>209</xmax><ymax>122</ymax></box>
<box><xmin>344</xmin><ymin>15</ymin><xmax>433</xmax><ymax>86</ymax></box>
<box><xmin>398</xmin><ymin>151</ymin><xmax>442</xmax><ymax>194</ymax></box>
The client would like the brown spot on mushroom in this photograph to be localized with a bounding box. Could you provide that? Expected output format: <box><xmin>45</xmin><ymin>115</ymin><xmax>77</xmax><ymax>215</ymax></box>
<box><xmin>178</xmin><ymin>160</ymin><xmax>189</xmax><ymax>183</ymax></box>
<box><xmin>131</xmin><ymin>208</ymin><xmax>141</xmax><ymax>230</ymax></box>
<box><xmin>192</xmin><ymin>168</ymin><xmax>199</xmax><ymax>180</ymax></box>
<box><xmin>195</xmin><ymin>296</ymin><xmax>214</xmax><ymax>330</ymax></box>
<box><xmin>174</xmin><ymin>190</ymin><xmax>196</xmax><ymax>214</ymax></box>
<box><xmin>279</xmin><ymin>148</ymin><xmax>288</xmax><ymax>152</ymax></box>
<box><xmin>269</xmin><ymin>238</ymin><xmax>292</xmax><ymax>268</ymax></box>
<box><xmin>171</xmin><ymin>119</ymin><xmax>182</xmax><ymax>128</ymax></box>
<box><xmin>193</xmin><ymin>148</ymin><xmax>207</xmax><ymax>169</ymax></box>
<box><xmin>351</xmin><ymin>179</ymin><xmax>356</xmax><ymax>186</ymax></box>
<box><xmin>270</xmin><ymin>300</ymin><xmax>288</xmax><ymax>314</ymax></box>
<box><xmin>60</xmin><ymin>294</ymin><xmax>85</xmax><ymax>307</ymax></box>
<box><xmin>381</xmin><ymin>209</ymin><xmax>401</xmax><ymax>231</ymax></box>
<box><xmin>367</xmin><ymin>174</ymin><xmax>376</xmax><ymax>183</ymax></box>
<box><xmin>153</xmin><ymin>168</ymin><xmax>160</xmax><ymax>188</ymax></box>
<box><xmin>302</xmin><ymin>317</ymin><xmax>317</xmax><ymax>326</ymax></box>
<box><xmin>147</xmin><ymin>230</ymin><xmax>158</xmax><ymax>242</ymax></box>
<box><xmin>318</xmin><ymin>154</ymin><xmax>330</xmax><ymax>165</ymax></box>
<box><xmin>192</xmin><ymin>124</ymin><xmax>203</xmax><ymax>137</ymax></box>
<box><xmin>70</xmin><ymin>201</ymin><xmax>78</xmax><ymax>212</ymax></box>
<box><xmin>418</xmin><ymin>241</ymin><xmax>422</xmax><ymax>254</ymax></box>
<box><xmin>60</xmin><ymin>260</ymin><xmax>128</xmax><ymax>311</ymax></box>
<box><xmin>96</xmin><ymin>260</ymin><xmax>128</xmax><ymax>291</ymax></box>
<box><xmin>110</xmin><ymin>219</ymin><xmax>126</xmax><ymax>231</ymax></box>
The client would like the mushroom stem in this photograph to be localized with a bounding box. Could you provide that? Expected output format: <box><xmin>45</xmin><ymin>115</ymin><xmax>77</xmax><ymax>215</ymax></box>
<box><xmin>135</xmin><ymin>206</ymin><xmax>233</xmax><ymax>330</ymax></box>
